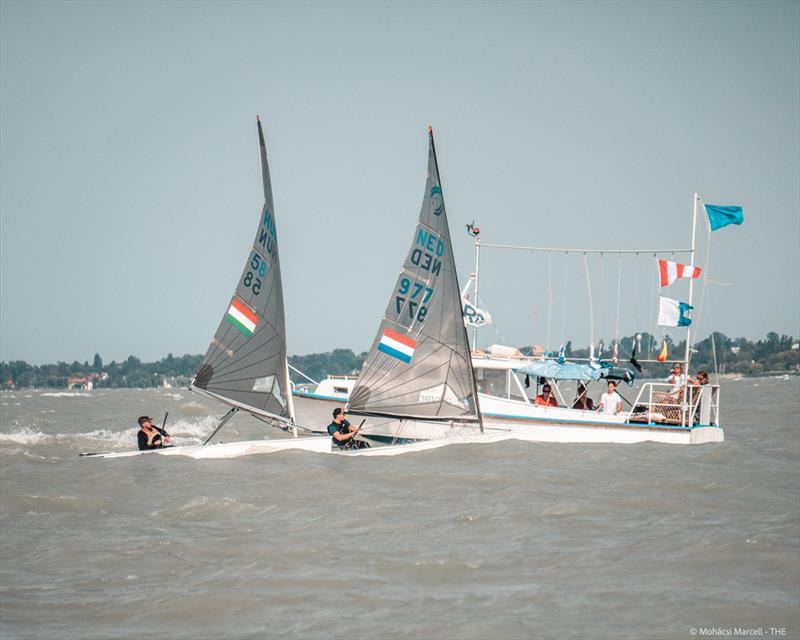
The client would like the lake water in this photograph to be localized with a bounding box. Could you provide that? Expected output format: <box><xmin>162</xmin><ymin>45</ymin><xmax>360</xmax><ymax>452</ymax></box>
<box><xmin>1</xmin><ymin>379</ymin><xmax>798</xmax><ymax>639</ymax></box>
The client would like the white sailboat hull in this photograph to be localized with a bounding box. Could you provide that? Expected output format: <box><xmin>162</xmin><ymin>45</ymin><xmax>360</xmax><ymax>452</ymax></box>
<box><xmin>81</xmin><ymin>437</ymin><xmax>332</xmax><ymax>459</ymax></box>
<box><xmin>330</xmin><ymin>431</ymin><xmax>513</xmax><ymax>456</ymax></box>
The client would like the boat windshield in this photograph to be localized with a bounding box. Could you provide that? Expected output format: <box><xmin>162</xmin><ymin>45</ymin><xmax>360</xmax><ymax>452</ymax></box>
<box><xmin>475</xmin><ymin>368</ymin><xmax>528</xmax><ymax>402</ymax></box>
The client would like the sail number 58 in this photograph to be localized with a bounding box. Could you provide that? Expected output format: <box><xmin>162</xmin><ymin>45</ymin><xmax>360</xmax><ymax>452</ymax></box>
<box><xmin>244</xmin><ymin>253</ymin><xmax>268</xmax><ymax>295</ymax></box>
<box><xmin>395</xmin><ymin>278</ymin><xmax>432</xmax><ymax>322</ymax></box>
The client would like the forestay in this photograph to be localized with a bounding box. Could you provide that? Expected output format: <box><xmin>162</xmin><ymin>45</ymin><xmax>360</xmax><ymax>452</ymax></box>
<box><xmin>348</xmin><ymin>129</ymin><xmax>481</xmax><ymax>424</ymax></box>
<box><xmin>190</xmin><ymin>118</ymin><xmax>292</xmax><ymax>422</ymax></box>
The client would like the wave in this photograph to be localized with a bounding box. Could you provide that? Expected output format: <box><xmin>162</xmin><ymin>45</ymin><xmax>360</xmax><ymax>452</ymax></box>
<box><xmin>149</xmin><ymin>496</ymin><xmax>256</xmax><ymax>520</ymax></box>
<box><xmin>1</xmin><ymin>416</ymin><xmax>220</xmax><ymax>454</ymax></box>
<box><xmin>0</xmin><ymin>427</ymin><xmax>49</xmax><ymax>445</ymax></box>
<box><xmin>39</xmin><ymin>392</ymin><xmax>92</xmax><ymax>398</ymax></box>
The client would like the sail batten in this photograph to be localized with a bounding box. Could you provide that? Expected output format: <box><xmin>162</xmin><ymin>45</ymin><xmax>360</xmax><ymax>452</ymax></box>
<box><xmin>191</xmin><ymin>119</ymin><xmax>292</xmax><ymax>423</ymax></box>
<box><xmin>348</xmin><ymin>129</ymin><xmax>482</xmax><ymax>426</ymax></box>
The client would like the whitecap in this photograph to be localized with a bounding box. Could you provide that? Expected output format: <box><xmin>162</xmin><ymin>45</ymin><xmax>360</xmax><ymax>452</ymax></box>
<box><xmin>39</xmin><ymin>392</ymin><xmax>92</xmax><ymax>398</ymax></box>
<box><xmin>0</xmin><ymin>428</ymin><xmax>49</xmax><ymax>445</ymax></box>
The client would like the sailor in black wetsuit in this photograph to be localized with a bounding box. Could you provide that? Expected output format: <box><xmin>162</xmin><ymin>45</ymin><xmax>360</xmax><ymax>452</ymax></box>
<box><xmin>326</xmin><ymin>408</ymin><xmax>367</xmax><ymax>449</ymax></box>
<box><xmin>137</xmin><ymin>416</ymin><xmax>170</xmax><ymax>451</ymax></box>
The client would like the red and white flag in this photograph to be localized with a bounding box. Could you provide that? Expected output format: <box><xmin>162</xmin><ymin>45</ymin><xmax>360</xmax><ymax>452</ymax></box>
<box><xmin>658</xmin><ymin>259</ymin><xmax>701</xmax><ymax>287</ymax></box>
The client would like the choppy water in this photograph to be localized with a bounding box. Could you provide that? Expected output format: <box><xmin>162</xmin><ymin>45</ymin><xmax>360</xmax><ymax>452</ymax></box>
<box><xmin>1</xmin><ymin>380</ymin><xmax>798</xmax><ymax>640</ymax></box>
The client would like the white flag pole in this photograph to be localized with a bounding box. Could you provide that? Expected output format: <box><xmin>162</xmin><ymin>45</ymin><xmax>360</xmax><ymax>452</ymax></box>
<box><xmin>680</xmin><ymin>194</ymin><xmax>699</xmax><ymax>425</ymax></box>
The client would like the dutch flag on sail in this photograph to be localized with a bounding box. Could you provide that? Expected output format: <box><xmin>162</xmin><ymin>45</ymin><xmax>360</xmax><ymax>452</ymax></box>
<box><xmin>378</xmin><ymin>328</ymin><xmax>417</xmax><ymax>364</ymax></box>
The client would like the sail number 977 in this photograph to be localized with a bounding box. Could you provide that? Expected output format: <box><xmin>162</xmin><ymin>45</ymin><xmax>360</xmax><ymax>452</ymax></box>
<box><xmin>243</xmin><ymin>253</ymin><xmax>268</xmax><ymax>295</ymax></box>
<box><xmin>395</xmin><ymin>278</ymin><xmax>433</xmax><ymax>322</ymax></box>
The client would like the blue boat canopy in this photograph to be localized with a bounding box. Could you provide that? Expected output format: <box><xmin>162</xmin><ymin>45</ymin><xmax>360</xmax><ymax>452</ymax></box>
<box><xmin>515</xmin><ymin>360</ymin><xmax>602</xmax><ymax>382</ymax></box>
<box><xmin>515</xmin><ymin>360</ymin><xmax>638</xmax><ymax>385</ymax></box>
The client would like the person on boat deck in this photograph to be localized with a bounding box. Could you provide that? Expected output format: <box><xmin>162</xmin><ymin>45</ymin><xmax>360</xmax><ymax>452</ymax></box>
<box><xmin>137</xmin><ymin>416</ymin><xmax>170</xmax><ymax>451</ymax></box>
<box><xmin>689</xmin><ymin>370</ymin><xmax>710</xmax><ymax>422</ymax></box>
<box><xmin>327</xmin><ymin>408</ymin><xmax>361</xmax><ymax>449</ymax></box>
<box><xmin>598</xmin><ymin>381</ymin><xmax>622</xmax><ymax>415</ymax></box>
<box><xmin>572</xmin><ymin>383</ymin><xmax>595</xmax><ymax>410</ymax></box>
<box><xmin>666</xmin><ymin>363</ymin><xmax>697</xmax><ymax>399</ymax></box>
<box><xmin>535</xmin><ymin>384</ymin><xmax>559</xmax><ymax>407</ymax></box>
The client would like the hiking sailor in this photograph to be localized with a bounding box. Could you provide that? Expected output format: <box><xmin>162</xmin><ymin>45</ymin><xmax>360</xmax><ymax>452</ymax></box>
<box><xmin>327</xmin><ymin>408</ymin><xmax>368</xmax><ymax>449</ymax></box>
<box><xmin>137</xmin><ymin>416</ymin><xmax>170</xmax><ymax>450</ymax></box>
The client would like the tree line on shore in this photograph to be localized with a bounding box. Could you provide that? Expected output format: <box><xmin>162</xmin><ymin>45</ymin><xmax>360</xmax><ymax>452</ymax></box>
<box><xmin>1</xmin><ymin>332</ymin><xmax>797</xmax><ymax>389</ymax></box>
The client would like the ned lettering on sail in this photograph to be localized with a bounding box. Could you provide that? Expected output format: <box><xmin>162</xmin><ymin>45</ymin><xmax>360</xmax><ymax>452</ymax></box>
<box><xmin>411</xmin><ymin>227</ymin><xmax>445</xmax><ymax>275</ymax></box>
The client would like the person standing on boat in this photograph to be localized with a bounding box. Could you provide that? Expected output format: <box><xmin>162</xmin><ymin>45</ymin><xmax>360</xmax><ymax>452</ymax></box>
<box><xmin>535</xmin><ymin>383</ymin><xmax>559</xmax><ymax>407</ymax></box>
<box><xmin>327</xmin><ymin>408</ymin><xmax>365</xmax><ymax>449</ymax></box>
<box><xmin>667</xmin><ymin>363</ymin><xmax>698</xmax><ymax>400</ymax></box>
<box><xmin>572</xmin><ymin>383</ymin><xmax>594</xmax><ymax>410</ymax></box>
<box><xmin>137</xmin><ymin>416</ymin><xmax>170</xmax><ymax>450</ymax></box>
<box><xmin>598</xmin><ymin>382</ymin><xmax>622</xmax><ymax>415</ymax></box>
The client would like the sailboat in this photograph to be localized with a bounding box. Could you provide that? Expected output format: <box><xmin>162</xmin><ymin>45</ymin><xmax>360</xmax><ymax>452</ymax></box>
<box><xmin>296</xmin><ymin>128</ymin><xmax>510</xmax><ymax>451</ymax></box>
<box><xmin>82</xmin><ymin>118</ymin><xmax>330</xmax><ymax>459</ymax></box>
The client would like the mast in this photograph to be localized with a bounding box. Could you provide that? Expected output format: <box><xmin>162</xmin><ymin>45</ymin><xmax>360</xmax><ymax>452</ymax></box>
<box><xmin>429</xmin><ymin>127</ymin><xmax>484</xmax><ymax>433</ymax></box>
<box><xmin>259</xmin><ymin>115</ymin><xmax>297</xmax><ymax>435</ymax></box>
<box><xmin>683</xmin><ymin>193</ymin><xmax>699</xmax><ymax>371</ymax></box>
<box><xmin>471</xmin><ymin>232</ymin><xmax>482</xmax><ymax>350</ymax></box>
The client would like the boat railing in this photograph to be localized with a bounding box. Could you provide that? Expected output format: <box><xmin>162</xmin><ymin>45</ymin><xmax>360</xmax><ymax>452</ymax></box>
<box><xmin>629</xmin><ymin>383</ymin><xmax>720</xmax><ymax>427</ymax></box>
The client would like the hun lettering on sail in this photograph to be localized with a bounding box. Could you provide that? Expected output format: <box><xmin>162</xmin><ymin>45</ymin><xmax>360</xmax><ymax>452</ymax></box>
<box><xmin>348</xmin><ymin>129</ymin><xmax>480</xmax><ymax>422</ymax></box>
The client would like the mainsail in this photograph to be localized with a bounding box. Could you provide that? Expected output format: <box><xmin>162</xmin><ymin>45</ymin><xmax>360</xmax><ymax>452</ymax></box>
<box><xmin>190</xmin><ymin>117</ymin><xmax>293</xmax><ymax>423</ymax></box>
<box><xmin>348</xmin><ymin>128</ymin><xmax>481</xmax><ymax>425</ymax></box>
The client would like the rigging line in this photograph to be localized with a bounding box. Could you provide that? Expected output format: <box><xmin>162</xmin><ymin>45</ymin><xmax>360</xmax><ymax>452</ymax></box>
<box><xmin>481</xmin><ymin>243</ymin><xmax>693</xmax><ymax>254</ymax></box>
<box><xmin>582</xmin><ymin>253</ymin><xmax>595</xmax><ymax>351</ymax></box>
<box><xmin>647</xmin><ymin>255</ymin><xmax>657</xmax><ymax>359</ymax></box>
<box><xmin>287</xmin><ymin>364</ymin><xmax>319</xmax><ymax>386</ymax></box>
<box><xmin>707</xmin><ymin>289</ymin><xmax>720</xmax><ymax>383</ymax></box>
<box><xmin>599</xmin><ymin>253</ymin><xmax>604</xmax><ymax>344</ymax></box>
<box><xmin>615</xmin><ymin>253</ymin><xmax>622</xmax><ymax>344</ymax></box>
<box><xmin>560</xmin><ymin>254</ymin><xmax>569</xmax><ymax>348</ymax></box>
<box><xmin>546</xmin><ymin>252</ymin><xmax>552</xmax><ymax>352</ymax></box>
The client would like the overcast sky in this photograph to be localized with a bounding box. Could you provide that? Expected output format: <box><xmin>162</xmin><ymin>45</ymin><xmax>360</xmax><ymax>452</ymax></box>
<box><xmin>2</xmin><ymin>0</ymin><xmax>798</xmax><ymax>365</ymax></box>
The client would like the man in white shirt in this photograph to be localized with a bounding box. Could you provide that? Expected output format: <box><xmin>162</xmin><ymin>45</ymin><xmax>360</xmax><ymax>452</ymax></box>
<box><xmin>599</xmin><ymin>381</ymin><xmax>622</xmax><ymax>415</ymax></box>
<box><xmin>667</xmin><ymin>363</ymin><xmax>687</xmax><ymax>393</ymax></box>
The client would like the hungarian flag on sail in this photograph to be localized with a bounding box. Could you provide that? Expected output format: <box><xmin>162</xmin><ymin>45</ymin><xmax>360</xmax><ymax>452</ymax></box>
<box><xmin>658</xmin><ymin>296</ymin><xmax>693</xmax><ymax>327</ymax></box>
<box><xmin>704</xmin><ymin>203</ymin><xmax>743</xmax><ymax>231</ymax></box>
<box><xmin>378</xmin><ymin>328</ymin><xmax>417</xmax><ymax>364</ymax></box>
<box><xmin>658</xmin><ymin>259</ymin><xmax>701</xmax><ymax>287</ymax></box>
<box><xmin>226</xmin><ymin>297</ymin><xmax>258</xmax><ymax>337</ymax></box>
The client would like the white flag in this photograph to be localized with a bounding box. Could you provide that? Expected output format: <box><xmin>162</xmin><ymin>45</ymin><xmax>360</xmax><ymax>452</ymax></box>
<box><xmin>462</xmin><ymin>296</ymin><xmax>492</xmax><ymax>327</ymax></box>
<box><xmin>658</xmin><ymin>296</ymin><xmax>693</xmax><ymax>327</ymax></box>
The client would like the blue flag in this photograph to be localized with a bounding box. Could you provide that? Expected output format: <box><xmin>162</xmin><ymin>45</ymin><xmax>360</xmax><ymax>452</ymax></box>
<box><xmin>704</xmin><ymin>204</ymin><xmax>743</xmax><ymax>231</ymax></box>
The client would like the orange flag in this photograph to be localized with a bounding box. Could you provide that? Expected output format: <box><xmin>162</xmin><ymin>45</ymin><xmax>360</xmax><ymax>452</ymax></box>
<box><xmin>656</xmin><ymin>341</ymin><xmax>668</xmax><ymax>362</ymax></box>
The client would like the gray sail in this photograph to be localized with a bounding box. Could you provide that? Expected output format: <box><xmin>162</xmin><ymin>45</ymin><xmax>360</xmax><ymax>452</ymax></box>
<box><xmin>348</xmin><ymin>129</ymin><xmax>481</xmax><ymax>423</ymax></box>
<box><xmin>190</xmin><ymin>118</ymin><xmax>292</xmax><ymax>421</ymax></box>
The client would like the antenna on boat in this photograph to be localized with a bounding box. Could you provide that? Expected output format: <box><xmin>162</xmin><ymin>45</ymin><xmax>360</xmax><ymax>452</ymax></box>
<box><xmin>470</xmin><ymin>224</ymin><xmax>482</xmax><ymax>352</ymax></box>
